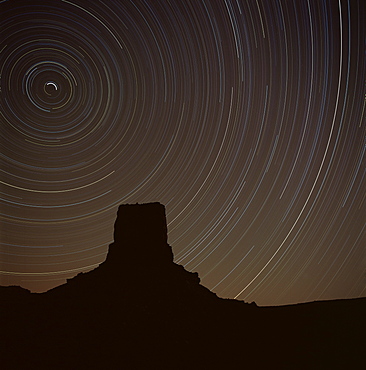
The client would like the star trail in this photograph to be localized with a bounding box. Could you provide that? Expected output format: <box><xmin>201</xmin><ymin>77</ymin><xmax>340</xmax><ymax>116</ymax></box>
<box><xmin>1</xmin><ymin>0</ymin><xmax>365</xmax><ymax>306</ymax></box>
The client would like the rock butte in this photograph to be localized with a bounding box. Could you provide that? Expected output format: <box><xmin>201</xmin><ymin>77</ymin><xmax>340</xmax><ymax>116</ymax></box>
<box><xmin>1</xmin><ymin>203</ymin><xmax>365</xmax><ymax>369</ymax></box>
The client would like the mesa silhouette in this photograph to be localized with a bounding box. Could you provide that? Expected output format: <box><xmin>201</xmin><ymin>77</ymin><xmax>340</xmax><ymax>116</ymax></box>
<box><xmin>1</xmin><ymin>203</ymin><xmax>365</xmax><ymax>369</ymax></box>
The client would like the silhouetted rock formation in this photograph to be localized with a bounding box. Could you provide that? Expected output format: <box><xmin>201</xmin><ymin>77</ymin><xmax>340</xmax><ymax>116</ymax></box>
<box><xmin>108</xmin><ymin>203</ymin><xmax>173</xmax><ymax>266</ymax></box>
<box><xmin>1</xmin><ymin>203</ymin><xmax>365</xmax><ymax>369</ymax></box>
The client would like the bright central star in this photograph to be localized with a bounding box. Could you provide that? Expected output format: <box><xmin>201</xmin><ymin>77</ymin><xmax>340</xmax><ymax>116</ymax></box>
<box><xmin>46</xmin><ymin>82</ymin><xmax>58</xmax><ymax>90</ymax></box>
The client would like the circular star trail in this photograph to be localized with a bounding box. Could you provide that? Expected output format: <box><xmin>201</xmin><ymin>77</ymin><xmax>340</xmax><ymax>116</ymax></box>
<box><xmin>1</xmin><ymin>0</ymin><xmax>365</xmax><ymax>306</ymax></box>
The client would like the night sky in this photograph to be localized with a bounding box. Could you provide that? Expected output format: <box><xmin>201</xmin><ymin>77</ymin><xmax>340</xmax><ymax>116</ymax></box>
<box><xmin>1</xmin><ymin>0</ymin><xmax>365</xmax><ymax>306</ymax></box>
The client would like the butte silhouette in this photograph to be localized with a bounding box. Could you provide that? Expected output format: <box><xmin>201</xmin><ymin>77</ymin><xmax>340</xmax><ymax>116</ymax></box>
<box><xmin>1</xmin><ymin>202</ymin><xmax>365</xmax><ymax>369</ymax></box>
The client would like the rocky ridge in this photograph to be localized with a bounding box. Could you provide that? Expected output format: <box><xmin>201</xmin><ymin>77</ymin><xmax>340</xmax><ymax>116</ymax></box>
<box><xmin>1</xmin><ymin>202</ymin><xmax>365</xmax><ymax>369</ymax></box>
